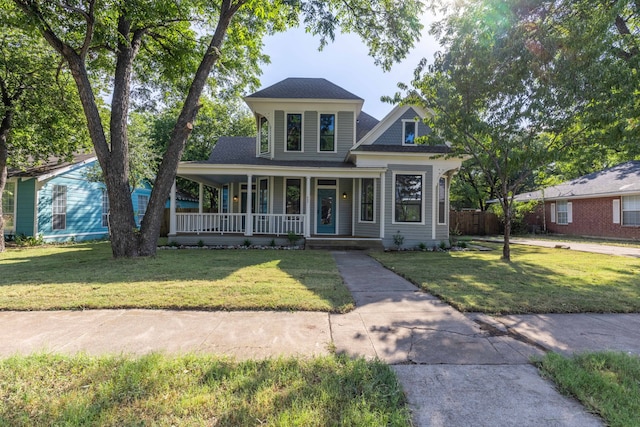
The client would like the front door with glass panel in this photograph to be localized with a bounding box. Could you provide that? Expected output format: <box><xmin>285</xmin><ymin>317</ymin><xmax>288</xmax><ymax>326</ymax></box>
<box><xmin>316</xmin><ymin>188</ymin><xmax>336</xmax><ymax>234</ymax></box>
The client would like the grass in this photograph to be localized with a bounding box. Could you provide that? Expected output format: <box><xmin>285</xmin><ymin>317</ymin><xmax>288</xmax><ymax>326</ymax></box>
<box><xmin>536</xmin><ymin>352</ymin><xmax>640</xmax><ymax>427</ymax></box>
<box><xmin>0</xmin><ymin>242</ymin><xmax>353</xmax><ymax>313</ymax></box>
<box><xmin>371</xmin><ymin>242</ymin><xmax>640</xmax><ymax>314</ymax></box>
<box><xmin>511</xmin><ymin>234</ymin><xmax>640</xmax><ymax>248</ymax></box>
<box><xmin>0</xmin><ymin>353</ymin><xmax>411</xmax><ymax>426</ymax></box>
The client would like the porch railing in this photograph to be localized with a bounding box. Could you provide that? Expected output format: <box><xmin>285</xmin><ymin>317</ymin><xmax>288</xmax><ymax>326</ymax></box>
<box><xmin>175</xmin><ymin>213</ymin><xmax>305</xmax><ymax>236</ymax></box>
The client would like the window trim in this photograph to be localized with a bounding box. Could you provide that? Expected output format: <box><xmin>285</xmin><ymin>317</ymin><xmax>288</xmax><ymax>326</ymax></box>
<box><xmin>359</xmin><ymin>178</ymin><xmax>376</xmax><ymax>223</ymax></box>
<box><xmin>622</xmin><ymin>195</ymin><xmax>640</xmax><ymax>227</ymax></box>
<box><xmin>52</xmin><ymin>184</ymin><xmax>67</xmax><ymax>231</ymax></box>
<box><xmin>284</xmin><ymin>112</ymin><xmax>304</xmax><ymax>153</ymax></box>
<box><xmin>392</xmin><ymin>172</ymin><xmax>425</xmax><ymax>225</ymax></box>
<box><xmin>437</xmin><ymin>176</ymin><xmax>447</xmax><ymax>225</ymax></box>
<box><xmin>317</xmin><ymin>112</ymin><xmax>337</xmax><ymax>153</ymax></box>
<box><xmin>556</xmin><ymin>200</ymin><xmax>569</xmax><ymax>225</ymax></box>
<box><xmin>259</xmin><ymin>116</ymin><xmax>270</xmax><ymax>155</ymax></box>
<box><xmin>2</xmin><ymin>180</ymin><xmax>17</xmax><ymax>232</ymax></box>
<box><xmin>283</xmin><ymin>178</ymin><xmax>303</xmax><ymax>215</ymax></box>
<box><xmin>101</xmin><ymin>188</ymin><xmax>110</xmax><ymax>228</ymax></box>
<box><xmin>137</xmin><ymin>194</ymin><xmax>149</xmax><ymax>225</ymax></box>
<box><xmin>402</xmin><ymin>119</ymin><xmax>418</xmax><ymax>145</ymax></box>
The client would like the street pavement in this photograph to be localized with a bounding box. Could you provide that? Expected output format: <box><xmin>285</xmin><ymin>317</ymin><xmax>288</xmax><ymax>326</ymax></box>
<box><xmin>2</xmin><ymin>247</ymin><xmax>639</xmax><ymax>425</ymax></box>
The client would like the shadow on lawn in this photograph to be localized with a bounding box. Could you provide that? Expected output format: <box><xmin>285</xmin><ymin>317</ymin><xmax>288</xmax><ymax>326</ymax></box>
<box><xmin>0</xmin><ymin>243</ymin><xmax>352</xmax><ymax>312</ymax></box>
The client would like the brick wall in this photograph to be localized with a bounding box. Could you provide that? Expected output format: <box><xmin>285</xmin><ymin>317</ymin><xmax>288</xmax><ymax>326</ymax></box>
<box><xmin>544</xmin><ymin>197</ymin><xmax>640</xmax><ymax>240</ymax></box>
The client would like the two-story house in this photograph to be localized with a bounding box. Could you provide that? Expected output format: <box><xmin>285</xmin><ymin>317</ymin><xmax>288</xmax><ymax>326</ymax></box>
<box><xmin>170</xmin><ymin>78</ymin><xmax>464</xmax><ymax>249</ymax></box>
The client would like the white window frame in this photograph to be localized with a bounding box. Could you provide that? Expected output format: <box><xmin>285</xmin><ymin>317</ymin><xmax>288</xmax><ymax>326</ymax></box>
<box><xmin>392</xmin><ymin>172</ymin><xmax>425</xmax><ymax>225</ymax></box>
<box><xmin>402</xmin><ymin>119</ymin><xmax>418</xmax><ymax>145</ymax></box>
<box><xmin>52</xmin><ymin>184</ymin><xmax>67</xmax><ymax>230</ymax></box>
<box><xmin>101</xmin><ymin>188</ymin><xmax>110</xmax><ymax>228</ymax></box>
<box><xmin>2</xmin><ymin>180</ymin><xmax>17</xmax><ymax>232</ymax></box>
<box><xmin>438</xmin><ymin>176</ymin><xmax>448</xmax><ymax>225</ymax></box>
<box><xmin>283</xmin><ymin>178</ymin><xmax>303</xmax><ymax>215</ymax></box>
<box><xmin>137</xmin><ymin>194</ymin><xmax>149</xmax><ymax>225</ymax></box>
<box><xmin>622</xmin><ymin>195</ymin><xmax>640</xmax><ymax>226</ymax></box>
<box><xmin>284</xmin><ymin>112</ymin><xmax>304</xmax><ymax>153</ymax></box>
<box><xmin>555</xmin><ymin>200</ymin><xmax>571</xmax><ymax>225</ymax></box>
<box><xmin>359</xmin><ymin>177</ymin><xmax>376</xmax><ymax>223</ymax></box>
<box><xmin>318</xmin><ymin>112</ymin><xmax>337</xmax><ymax>153</ymax></box>
<box><xmin>259</xmin><ymin>116</ymin><xmax>270</xmax><ymax>155</ymax></box>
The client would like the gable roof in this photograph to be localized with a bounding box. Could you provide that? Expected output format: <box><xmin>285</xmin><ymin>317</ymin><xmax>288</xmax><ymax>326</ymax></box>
<box><xmin>353</xmin><ymin>104</ymin><xmax>433</xmax><ymax>149</ymax></box>
<box><xmin>356</xmin><ymin>111</ymin><xmax>379</xmax><ymax>142</ymax></box>
<box><xmin>8</xmin><ymin>153</ymin><xmax>97</xmax><ymax>181</ymax></box>
<box><xmin>246</xmin><ymin>77</ymin><xmax>363</xmax><ymax>101</ymax></box>
<box><xmin>515</xmin><ymin>161</ymin><xmax>640</xmax><ymax>201</ymax></box>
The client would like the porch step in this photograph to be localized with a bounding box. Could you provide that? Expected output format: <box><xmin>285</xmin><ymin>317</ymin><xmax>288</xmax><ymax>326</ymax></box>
<box><xmin>305</xmin><ymin>238</ymin><xmax>384</xmax><ymax>251</ymax></box>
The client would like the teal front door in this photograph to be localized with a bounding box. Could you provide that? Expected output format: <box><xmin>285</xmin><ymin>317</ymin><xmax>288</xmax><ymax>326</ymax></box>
<box><xmin>317</xmin><ymin>188</ymin><xmax>336</xmax><ymax>234</ymax></box>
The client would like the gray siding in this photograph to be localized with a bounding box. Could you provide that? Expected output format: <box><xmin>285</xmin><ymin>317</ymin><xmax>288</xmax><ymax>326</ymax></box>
<box><xmin>337</xmin><ymin>178</ymin><xmax>353</xmax><ymax>235</ymax></box>
<box><xmin>353</xmin><ymin>178</ymin><xmax>380</xmax><ymax>238</ymax></box>
<box><xmin>271</xmin><ymin>110</ymin><xmax>354</xmax><ymax>162</ymax></box>
<box><xmin>383</xmin><ymin>164</ymin><xmax>441</xmax><ymax>248</ymax></box>
<box><xmin>372</xmin><ymin>107</ymin><xmax>431</xmax><ymax>146</ymax></box>
<box><xmin>272</xmin><ymin>176</ymin><xmax>284</xmax><ymax>214</ymax></box>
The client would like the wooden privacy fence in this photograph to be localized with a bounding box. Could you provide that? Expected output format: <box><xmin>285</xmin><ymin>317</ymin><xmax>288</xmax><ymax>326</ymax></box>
<box><xmin>450</xmin><ymin>210</ymin><xmax>501</xmax><ymax>236</ymax></box>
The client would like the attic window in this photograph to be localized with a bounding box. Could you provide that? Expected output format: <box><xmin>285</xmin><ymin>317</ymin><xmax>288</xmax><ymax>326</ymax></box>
<box><xmin>402</xmin><ymin>120</ymin><xmax>417</xmax><ymax>145</ymax></box>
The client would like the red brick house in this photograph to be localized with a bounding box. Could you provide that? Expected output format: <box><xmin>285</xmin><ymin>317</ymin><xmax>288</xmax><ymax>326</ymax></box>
<box><xmin>515</xmin><ymin>161</ymin><xmax>640</xmax><ymax>240</ymax></box>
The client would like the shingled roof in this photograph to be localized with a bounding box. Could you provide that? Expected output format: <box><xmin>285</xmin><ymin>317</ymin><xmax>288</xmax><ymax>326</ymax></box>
<box><xmin>8</xmin><ymin>153</ymin><xmax>96</xmax><ymax>178</ymax></box>
<box><xmin>515</xmin><ymin>161</ymin><xmax>640</xmax><ymax>201</ymax></box>
<box><xmin>246</xmin><ymin>78</ymin><xmax>363</xmax><ymax>101</ymax></box>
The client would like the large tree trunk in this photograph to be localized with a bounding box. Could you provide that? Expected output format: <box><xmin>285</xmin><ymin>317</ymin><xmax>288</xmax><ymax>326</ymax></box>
<box><xmin>0</xmin><ymin>105</ymin><xmax>15</xmax><ymax>253</ymax></box>
<box><xmin>137</xmin><ymin>1</ymin><xmax>241</xmax><ymax>256</ymax></box>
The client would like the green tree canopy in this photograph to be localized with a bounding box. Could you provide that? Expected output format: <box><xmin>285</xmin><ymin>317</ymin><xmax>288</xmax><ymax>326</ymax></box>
<box><xmin>10</xmin><ymin>0</ymin><xmax>425</xmax><ymax>258</ymax></box>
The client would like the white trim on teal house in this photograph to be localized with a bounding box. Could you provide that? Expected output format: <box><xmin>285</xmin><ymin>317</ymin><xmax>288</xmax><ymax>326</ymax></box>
<box><xmin>172</xmin><ymin>78</ymin><xmax>464</xmax><ymax>249</ymax></box>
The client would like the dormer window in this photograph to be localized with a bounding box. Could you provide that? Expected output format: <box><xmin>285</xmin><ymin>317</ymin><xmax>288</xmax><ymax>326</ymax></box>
<box><xmin>259</xmin><ymin>116</ymin><xmax>269</xmax><ymax>154</ymax></box>
<box><xmin>319</xmin><ymin>114</ymin><xmax>336</xmax><ymax>152</ymax></box>
<box><xmin>402</xmin><ymin>120</ymin><xmax>417</xmax><ymax>145</ymax></box>
<box><xmin>286</xmin><ymin>113</ymin><xmax>302</xmax><ymax>152</ymax></box>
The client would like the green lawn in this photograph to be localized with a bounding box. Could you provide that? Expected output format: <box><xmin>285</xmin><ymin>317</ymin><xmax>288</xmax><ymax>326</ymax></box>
<box><xmin>371</xmin><ymin>243</ymin><xmax>640</xmax><ymax>314</ymax></box>
<box><xmin>536</xmin><ymin>352</ymin><xmax>640</xmax><ymax>427</ymax></box>
<box><xmin>0</xmin><ymin>242</ymin><xmax>353</xmax><ymax>313</ymax></box>
<box><xmin>0</xmin><ymin>353</ymin><xmax>411</xmax><ymax>426</ymax></box>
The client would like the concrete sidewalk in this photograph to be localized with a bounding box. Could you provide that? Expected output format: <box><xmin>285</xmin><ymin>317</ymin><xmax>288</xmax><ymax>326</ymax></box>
<box><xmin>4</xmin><ymin>251</ymin><xmax>639</xmax><ymax>425</ymax></box>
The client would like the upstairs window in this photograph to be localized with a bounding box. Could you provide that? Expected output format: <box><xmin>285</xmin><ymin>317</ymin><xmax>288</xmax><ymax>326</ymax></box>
<box><xmin>394</xmin><ymin>174</ymin><xmax>422</xmax><ymax>223</ymax></box>
<box><xmin>403</xmin><ymin>120</ymin><xmax>417</xmax><ymax>145</ymax></box>
<box><xmin>52</xmin><ymin>185</ymin><xmax>67</xmax><ymax>230</ymax></box>
<box><xmin>259</xmin><ymin>116</ymin><xmax>269</xmax><ymax>154</ymax></box>
<box><xmin>319</xmin><ymin>114</ymin><xmax>336</xmax><ymax>152</ymax></box>
<box><xmin>286</xmin><ymin>113</ymin><xmax>302</xmax><ymax>152</ymax></box>
<box><xmin>623</xmin><ymin>195</ymin><xmax>640</xmax><ymax>226</ymax></box>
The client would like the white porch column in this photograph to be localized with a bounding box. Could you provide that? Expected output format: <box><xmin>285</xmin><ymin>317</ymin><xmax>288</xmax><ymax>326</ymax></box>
<box><xmin>169</xmin><ymin>180</ymin><xmax>177</xmax><ymax>236</ymax></box>
<box><xmin>379</xmin><ymin>172</ymin><xmax>386</xmax><ymax>239</ymax></box>
<box><xmin>198</xmin><ymin>183</ymin><xmax>204</xmax><ymax>214</ymax></box>
<box><xmin>305</xmin><ymin>176</ymin><xmax>311</xmax><ymax>237</ymax></box>
<box><xmin>245</xmin><ymin>174</ymin><xmax>253</xmax><ymax>236</ymax></box>
<box><xmin>351</xmin><ymin>178</ymin><xmax>356</xmax><ymax>237</ymax></box>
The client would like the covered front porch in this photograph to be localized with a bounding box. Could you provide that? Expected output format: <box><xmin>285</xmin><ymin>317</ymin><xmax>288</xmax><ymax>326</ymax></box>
<box><xmin>169</xmin><ymin>162</ymin><xmax>387</xmax><ymax>247</ymax></box>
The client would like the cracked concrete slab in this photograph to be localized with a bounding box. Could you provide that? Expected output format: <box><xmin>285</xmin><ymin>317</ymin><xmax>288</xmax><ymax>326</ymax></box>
<box><xmin>394</xmin><ymin>365</ymin><xmax>603</xmax><ymax>427</ymax></box>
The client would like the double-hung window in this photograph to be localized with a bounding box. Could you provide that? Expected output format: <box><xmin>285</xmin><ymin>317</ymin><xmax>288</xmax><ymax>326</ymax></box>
<box><xmin>137</xmin><ymin>195</ymin><xmax>149</xmax><ymax>225</ymax></box>
<box><xmin>285</xmin><ymin>179</ymin><xmax>301</xmax><ymax>214</ymax></box>
<box><xmin>319</xmin><ymin>114</ymin><xmax>335</xmax><ymax>152</ymax></box>
<box><xmin>286</xmin><ymin>113</ymin><xmax>302</xmax><ymax>151</ymax></box>
<box><xmin>394</xmin><ymin>174</ymin><xmax>423</xmax><ymax>223</ymax></box>
<box><xmin>101</xmin><ymin>189</ymin><xmax>110</xmax><ymax>227</ymax></box>
<box><xmin>259</xmin><ymin>116</ymin><xmax>269</xmax><ymax>154</ymax></box>
<box><xmin>2</xmin><ymin>181</ymin><xmax>16</xmax><ymax>231</ymax></box>
<box><xmin>258</xmin><ymin>179</ymin><xmax>269</xmax><ymax>214</ymax></box>
<box><xmin>622</xmin><ymin>195</ymin><xmax>640</xmax><ymax>226</ymax></box>
<box><xmin>52</xmin><ymin>185</ymin><xmax>67</xmax><ymax>230</ymax></box>
<box><xmin>360</xmin><ymin>178</ymin><xmax>374</xmax><ymax>222</ymax></box>
<box><xmin>556</xmin><ymin>200</ymin><xmax>568</xmax><ymax>225</ymax></box>
<box><xmin>438</xmin><ymin>177</ymin><xmax>447</xmax><ymax>224</ymax></box>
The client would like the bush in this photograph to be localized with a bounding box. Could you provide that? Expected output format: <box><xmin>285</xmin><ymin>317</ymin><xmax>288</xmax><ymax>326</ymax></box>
<box><xmin>15</xmin><ymin>233</ymin><xmax>45</xmax><ymax>247</ymax></box>
<box><xmin>489</xmin><ymin>200</ymin><xmax>541</xmax><ymax>235</ymax></box>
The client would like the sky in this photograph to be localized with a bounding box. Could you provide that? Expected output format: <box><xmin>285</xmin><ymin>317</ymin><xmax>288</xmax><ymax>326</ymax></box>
<box><xmin>258</xmin><ymin>15</ymin><xmax>441</xmax><ymax>121</ymax></box>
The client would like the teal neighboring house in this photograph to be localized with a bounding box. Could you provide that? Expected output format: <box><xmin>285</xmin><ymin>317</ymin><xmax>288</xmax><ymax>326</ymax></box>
<box><xmin>2</xmin><ymin>153</ymin><xmax>155</xmax><ymax>243</ymax></box>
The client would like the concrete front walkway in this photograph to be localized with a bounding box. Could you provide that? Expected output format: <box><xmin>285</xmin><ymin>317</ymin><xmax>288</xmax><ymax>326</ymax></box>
<box><xmin>4</xmin><ymin>250</ymin><xmax>638</xmax><ymax>425</ymax></box>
